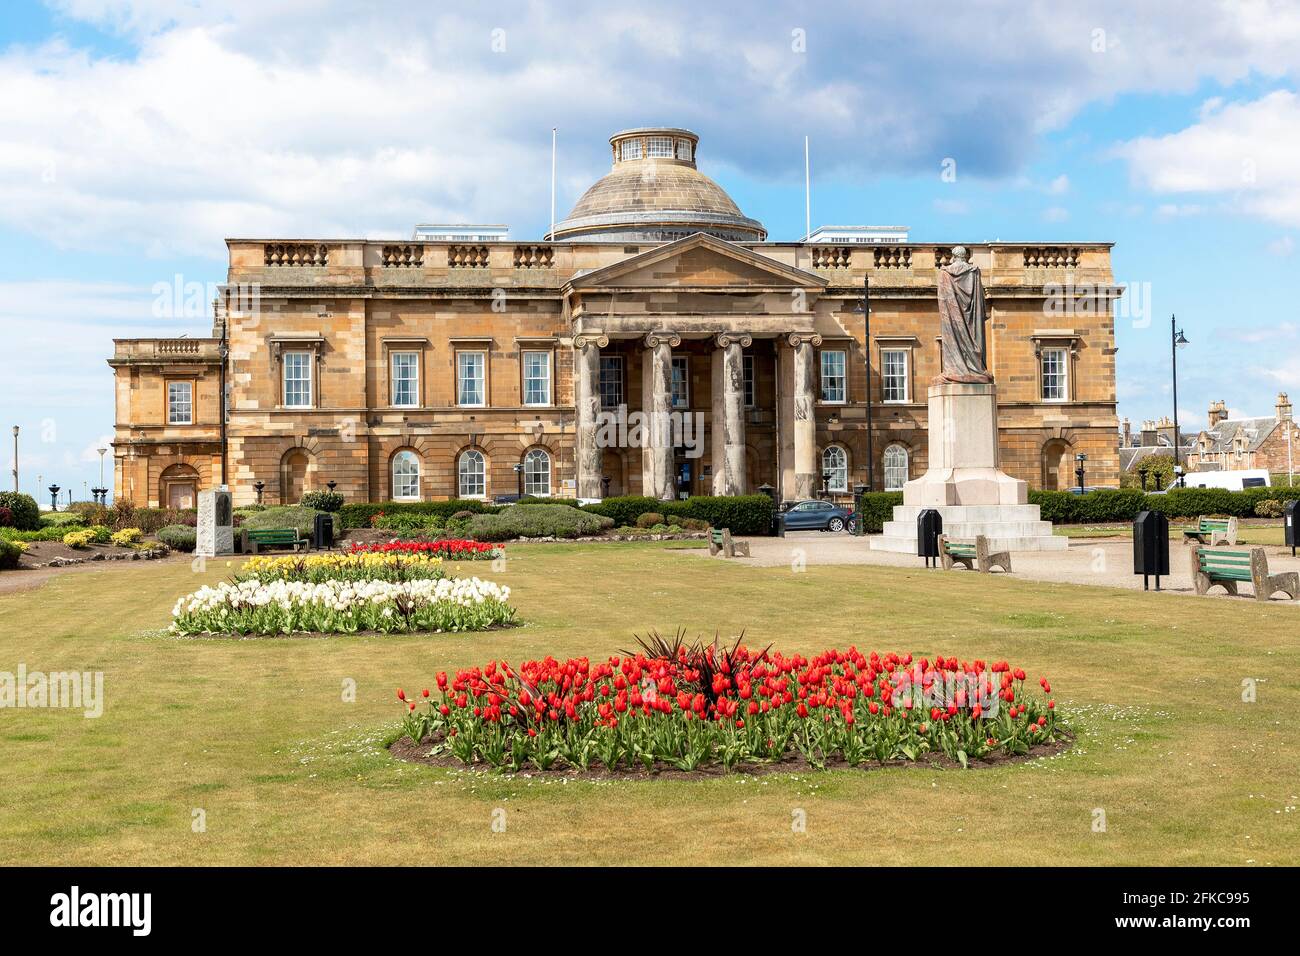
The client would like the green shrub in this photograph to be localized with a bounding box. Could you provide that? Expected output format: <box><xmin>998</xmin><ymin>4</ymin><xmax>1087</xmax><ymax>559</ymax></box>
<box><xmin>852</xmin><ymin>492</ymin><xmax>904</xmax><ymax>533</ymax></box>
<box><xmin>0</xmin><ymin>525</ymin><xmax>68</xmax><ymax>543</ymax></box>
<box><xmin>514</xmin><ymin>495</ymin><xmax>579</xmax><ymax>507</ymax></box>
<box><xmin>40</xmin><ymin>511</ymin><xmax>86</xmax><ymax>528</ymax></box>
<box><xmin>63</xmin><ymin>528</ymin><xmax>95</xmax><ymax>549</ymax></box>
<box><xmin>677</xmin><ymin>517</ymin><xmax>709</xmax><ymax>531</ymax></box>
<box><xmin>241</xmin><ymin>505</ymin><xmax>330</xmax><ymax>540</ymax></box>
<box><xmin>0</xmin><ymin>537</ymin><xmax>21</xmax><ymax>570</ymax></box>
<box><xmin>235</xmin><ymin>504</ymin><xmax>268</xmax><ymax>514</ymax></box>
<box><xmin>87</xmin><ymin>525</ymin><xmax>111</xmax><ymax>543</ymax></box>
<box><xmin>1256</xmin><ymin>498</ymin><xmax>1285</xmax><ymax>518</ymax></box>
<box><xmin>158</xmin><ymin>524</ymin><xmax>197</xmax><ymax>551</ymax></box>
<box><xmin>635</xmin><ymin>512</ymin><xmax>666</xmax><ymax>529</ymax></box>
<box><xmin>336</xmin><ymin>499</ymin><xmax>499</xmax><ymax>530</ymax></box>
<box><xmin>582</xmin><ymin>494</ymin><xmax>774</xmax><ymax>535</ymax></box>
<box><xmin>0</xmin><ymin>492</ymin><xmax>41</xmax><ymax>531</ymax></box>
<box><xmin>300</xmin><ymin>490</ymin><xmax>344</xmax><ymax>512</ymax></box>
<box><xmin>109</xmin><ymin>503</ymin><xmax>197</xmax><ymax>533</ymax></box>
<box><xmin>372</xmin><ymin>512</ymin><xmax>445</xmax><ymax>533</ymax></box>
<box><xmin>466</xmin><ymin>505</ymin><xmax>613</xmax><ymax>541</ymax></box>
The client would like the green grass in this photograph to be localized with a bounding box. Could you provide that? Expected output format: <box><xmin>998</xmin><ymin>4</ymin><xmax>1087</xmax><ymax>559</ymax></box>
<box><xmin>1</xmin><ymin>541</ymin><xmax>1297</xmax><ymax>865</ymax></box>
<box><xmin>1055</xmin><ymin>522</ymin><xmax>1286</xmax><ymax>545</ymax></box>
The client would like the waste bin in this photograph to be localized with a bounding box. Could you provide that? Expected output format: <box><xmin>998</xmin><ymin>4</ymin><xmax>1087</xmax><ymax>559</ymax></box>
<box><xmin>917</xmin><ymin>509</ymin><xmax>943</xmax><ymax>567</ymax></box>
<box><xmin>1133</xmin><ymin>510</ymin><xmax>1169</xmax><ymax>590</ymax></box>
<box><xmin>313</xmin><ymin>513</ymin><xmax>335</xmax><ymax>550</ymax></box>
<box><xmin>1286</xmin><ymin>500</ymin><xmax>1300</xmax><ymax>556</ymax></box>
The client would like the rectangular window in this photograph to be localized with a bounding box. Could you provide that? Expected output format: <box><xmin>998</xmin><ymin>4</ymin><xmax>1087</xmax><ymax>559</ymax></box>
<box><xmin>390</xmin><ymin>351</ymin><xmax>419</xmax><ymax>407</ymax></box>
<box><xmin>522</xmin><ymin>350</ymin><xmax>551</xmax><ymax>406</ymax></box>
<box><xmin>820</xmin><ymin>349</ymin><xmax>846</xmax><ymax>403</ymax></box>
<box><xmin>676</xmin><ymin>139</ymin><xmax>693</xmax><ymax>162</ymax></box>
<box><xmin>457</xmin><ymin>351</ymin><xmax>486</xmax><ymax>406</ymax></box>
<box><xmin>599</xmin><ymin>355</ymin><xmax>624</xmax><ymax>409</ymax></box>
<box><xmin>1041</xmin><ymin>348</ymin><xmax>1068</xmax><ymax>401</ymax></box>
<box><xmin>167</xmin><ymin>381</ymin><xmax>193</xmax><ymax>424</ymax></box>
<box><xmin>882</xmin><ymin>349</ymin><xmax>909</xmax><ymax>403</ymax></box>
<box><xmin>619</xmin><ymin>139</ymin><xmax>642</xmax><ymax>161</ymax></box>
<box><xmin>742</xmin><ymin>354</ymin><xmax>755</xmax><ymax>408</ymax></box>
<box><xmin>283</xmin><ymin>352</ymin><xmax>312</xmax><ymax>408</ymax></box>
<box><xmin>647</xmin><ymin>136</ymin><xmax>674</xmax><ymax>158</ymax></box>
<box><xmin>671</xmin><ymin>356</ymin><xmax>690</xmax><ymax>409</ymax></box>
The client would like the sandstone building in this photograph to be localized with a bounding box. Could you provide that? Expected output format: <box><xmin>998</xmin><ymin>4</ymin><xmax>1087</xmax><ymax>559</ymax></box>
<box><xmin>109</xmin><ymin>127</ymin><xmax>1121</xmax><ymax>508</ymax></box>
<box><xmin>1185</xmin><ymin>395</ymin><xmax>1300</xmax><ymax>474</ymax></box>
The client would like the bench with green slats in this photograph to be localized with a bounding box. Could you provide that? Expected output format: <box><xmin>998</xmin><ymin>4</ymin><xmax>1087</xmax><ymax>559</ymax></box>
<box><xmin>1183</xmin><ymin>517</ymin><xmax>1231</xmax><ymax>543</ymax></box>
<box><xmin>943</xmin><ymin>541</ymin><xmax>977</xmax><ymax>557</ymax></box>
<box><xmin>245</xmin><ymin>527</ymin><xmax>307</xmax><ymax>553</ymax></box>
<box><xmin>1197</xmin><ymin>547</ymin><xmax>1252</xmax><ymax>589</ymax></box>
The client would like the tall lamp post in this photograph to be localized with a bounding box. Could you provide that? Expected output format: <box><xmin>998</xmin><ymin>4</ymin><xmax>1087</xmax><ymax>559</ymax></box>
<box><xmin>1171</xmin><ymin>316</ymin><xmax>1189</xmax><ymax>487</ymax></box>
<box><xmin>10</xmin><ymin>426</ymin><xmax>17</xmax><ymax>492</ymax></box>
<box><xmin>96</xmin><ymin>446</ymin><xmax>108</xmax><ymax>504</ymax></box>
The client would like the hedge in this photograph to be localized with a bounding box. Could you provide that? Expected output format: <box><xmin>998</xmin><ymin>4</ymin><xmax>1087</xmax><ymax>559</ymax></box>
<box><xmin>581</xmin><ymin>494</ymin><xmax>774</xmax><ymax>535</ymax></box>
<box><xmin>242</xmin><ymin>505</ymin><xmax>332</xmax><ymax>540</ymax></box>
<box><xmin>853</xmin><ymin>492</ymin><xmax>905</xmax><ymax>533</ymax></box>
<box><xmin>0</xmin><ymin>537</ymin><xmax>21</xmax><ymax>570</ymax></box>
<box><xmin>465</xmin><ymin>505</ymin><xmax>613</xmax><ymax>542</ymax></box>
<box><xmin>337</xmin><ymin>499</ymin><xmax>501</xmax><ymax>530</ymax></box>
<box><xmin>157</xmin><ymin>525</ymin><xmax>197</xmax><ymax>552</ymax></box>
<box><xmin>0</xmin><ymin>492</ymin><xmax>41</xmax><ymax>531</ymax></box>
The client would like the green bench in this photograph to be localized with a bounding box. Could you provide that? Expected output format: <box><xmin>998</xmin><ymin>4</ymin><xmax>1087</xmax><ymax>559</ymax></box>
<box><xmin>939</xmin><ymin>534</ymin><xmax>1011</xmax><ymax>574</ymax></box>
<box><xmin>241</xmin><ymin>527</ymin><xmax>308</xmax><ymax>554</ymax></box>
<box><xmin>1191</xmin><ymin>545</ymin><xmax>1299</xmax><ymax>600</ymax></box>
<box><xmin>708</xmin><ymin>527</ymin><xmax>749</xmax><ymax>559</ymax></box>
<box><xmin>1182</xmin><ymin>516</ymin><xmax>1237</xmax><ymax>546</ymax></box>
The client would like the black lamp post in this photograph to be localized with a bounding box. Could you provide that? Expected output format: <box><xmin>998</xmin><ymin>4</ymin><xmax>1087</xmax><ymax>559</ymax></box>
<box><xmin>253</xmin><ymin>480</ymin><xmax>265</xmax><ymax>505</ymax></box>
<box><xmin>48</xmin><ymin>484</ymin><xmax>60</xmax><ymax>512</ymax></box>
<box><xmin>1171</xmin><ymin>316</ymin><xmax>1189</xmax><ymax>486</ymax></box>
<box><xmin>821</xmin><ymin>471</ymin><xmax>832</xmax><ymax>499</ymax></box>
<box><xmin>1074</xmin><ymin>453</ymin><xmax>1087</xmax><ymax>493</ymax></box>
<box><xmin>513</xmin><ymin>463</ymin><xmax>524</xmax><ymax>499</ymax></box>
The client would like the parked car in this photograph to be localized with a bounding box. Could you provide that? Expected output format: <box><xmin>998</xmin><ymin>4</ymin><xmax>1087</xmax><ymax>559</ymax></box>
<box><xmin>782</xmin><ymin>499</ymin><xmax>851</xmax><ymax>532</ymax></box>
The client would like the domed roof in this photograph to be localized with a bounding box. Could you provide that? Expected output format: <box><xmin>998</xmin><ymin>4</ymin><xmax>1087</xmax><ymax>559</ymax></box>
<box><xmin>548</xmin><ymin>128</ymin><xmax>766</xmax><ymax>243</ymax></box>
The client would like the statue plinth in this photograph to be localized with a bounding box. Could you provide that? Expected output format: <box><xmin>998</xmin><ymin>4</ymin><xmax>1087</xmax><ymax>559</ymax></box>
<box><xmin>870</xmin><ymin>382</ymin><xmax>1065</xmax><ymax>553</ymax></box>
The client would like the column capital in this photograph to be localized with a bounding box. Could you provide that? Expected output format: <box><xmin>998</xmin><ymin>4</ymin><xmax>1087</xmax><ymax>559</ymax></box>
<box><xmin>643</xmin><ymin>331</ymin><xmax>681</xmax><ymax>349</ymax></box>
<box><xmin>786</xmin><ymin>331</ymin><xmax>823</xmax><ymax>349</ymax></box>
<box><xmin>573</xmin><ymin>333</ymin><xmax>608</xmax><ymax>351</ymax></box>
<box><xmin>713</xmin><ymin>332</ymin><xmax>752</xmax><ymax>350</ymax></box>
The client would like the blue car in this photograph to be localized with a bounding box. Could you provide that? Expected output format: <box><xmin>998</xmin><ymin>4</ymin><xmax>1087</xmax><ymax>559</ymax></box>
<box><xmin>781</xmin><ymin>499</ymin><xmax>851</xmax><ymax>532</ymax></box>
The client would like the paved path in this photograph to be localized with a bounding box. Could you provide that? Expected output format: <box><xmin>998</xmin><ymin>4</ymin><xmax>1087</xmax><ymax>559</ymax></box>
<box><xmin>679</xmin><ymin>532</ymin><xmax>1300</xmax><ymax>604</ymax></box>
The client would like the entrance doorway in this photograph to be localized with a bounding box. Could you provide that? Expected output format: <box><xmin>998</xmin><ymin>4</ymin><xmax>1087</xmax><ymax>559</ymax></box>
<box><xmin>159</xmin><ymin>463</ymin><xmax>200</xmax><ymax>509</ymax></box>
<box><xmin>281</xmin><ymin>449</ymin><xmax>311</xmax><ymax>504</ymax></box>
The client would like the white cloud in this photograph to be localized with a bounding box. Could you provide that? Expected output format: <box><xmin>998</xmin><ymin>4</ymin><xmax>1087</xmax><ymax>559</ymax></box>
<box><xmin>1224</xmin><ymin>321</ymin><xmax>1299</xmax><ymax>344</ymax></box>
<box><xmin>1117</xmin><ymin>90</ymin><xmax>1300</xmax><ymax>226</ymax></box>
<box><xmin>1154</xmin><ymin>203</ymin><xmax>1205</xmax><ymax>219</ymax></box>
<box><xmin>1268</xmin><ymin>236</ymin><xmax>1296</xmax><ymax>256</ymax></box>
<box><xmin>1047</xmin><ymin>174</ymin><xmax>1070</xmax><ymax>195</ymax></box>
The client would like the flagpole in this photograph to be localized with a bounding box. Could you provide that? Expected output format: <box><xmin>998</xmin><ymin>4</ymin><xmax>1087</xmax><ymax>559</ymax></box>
<box><xmin>550</xmin><ymin>128</ymin><xmax>557</xmax><ymax>239</ymax></box>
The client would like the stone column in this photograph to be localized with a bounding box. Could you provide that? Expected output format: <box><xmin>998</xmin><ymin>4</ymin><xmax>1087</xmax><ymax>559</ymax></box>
<box><xmin>641</xmin><ymin>331</ymin><xmax>679</xmax><ymax>500</ymax></box>
<box><xmin>788</xmin><ymin>332</ymin><xmax>821</xmax><ymax>499</ymax></box>
<box><xmin>711</xmin><ymin>332</ymin><xmax>751</xmax><ymax>496</ymax></box>
<box><xmin>574</xmin><ymin>333</ymin><xmax>607</xmax><ymax>499</ymax></box>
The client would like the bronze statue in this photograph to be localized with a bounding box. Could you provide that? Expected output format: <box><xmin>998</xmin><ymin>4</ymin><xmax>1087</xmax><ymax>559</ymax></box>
<box><xmin>935</xmin><ymin>246</ymin><xmax>992</xmax><ymax>384</ymax></box>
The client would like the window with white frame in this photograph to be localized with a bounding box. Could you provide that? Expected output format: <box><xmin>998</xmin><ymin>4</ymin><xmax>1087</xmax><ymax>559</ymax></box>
<box><xmin>458</xmin><ymin>449</ymin><xmax>486</xmax><ymax>498</ymax></box>
<box><xmin>647</xmin><ymin>136</ymin><xmax>673</xmax><ymax>158</ymax></box>
<box><xmin>1041</xmin><ymin>347</ymin><xmax>1068</xmax><ymax>402</ymax></box>
<box><xmin>523</xmin><ymin>449</ymin><xmax>551</xmax><ymax>496</ymax></box>
<box><xmin>822</xmin><ymin>445</ymin><xmax>848</xmax><ymax>492</ymax></box>
<box><xmin>522</xmin><ymin>350</ymin><xmax>551</xmax><ymax>406</ymax></box>
<box><xmin>820</xmin><ymin>349</ymin><xmax>846</xmax><ymax>403</ymax></box>
<box><xmin>619</xmin><ymin>139</ymin><xmax>642</xmax><ymax>161</ymax></box>
<box><xmin>392</xmin><ymin>450</ymin><xmax>420</xmax><ymax>500</ymax></box>
<box><xmin>884</xmin><ymin>444</ymin><xmax>909</xmax><ymax>491</ymax></box>
<box><xmin>599</xmin><ymin>355</ymin><xmax>624</xmax><ymax>409</ymax></box>
<box><xmin>742</xmin><ymin>354</ymin><xmax>755</xmax><ymax>408</ymax></box>
<box><xmin>671</xmin><ymin>356</ymin><xmax>690</xmax><ymax>409</ymax></box>
<box><xmin>676</xmin><ymin>139</ymin><xmax>693</xmax><ymax>162</ymax></box>
<box><xmin>882</xmin><ymin>349</ymin><xmax>909</xmax><ymax>403</ymax></box>
<box><xmin>457</xmin><ymin>351</ymin><xmax>486</xmax><ymax>406</ymax></box>
<box><xmin>390</xmin><ymin>351</ymin><xmax>419</xmax><ymax>407</ymax></box>
<box><xmin>167</xmin><ymin>381</ymin><xmax>193</xmax><ymax>424</ymax></box>
<box><xmin>283</xmin><ymin>352</ymin><xmax>312</xmax><ymax>408</ymax></box>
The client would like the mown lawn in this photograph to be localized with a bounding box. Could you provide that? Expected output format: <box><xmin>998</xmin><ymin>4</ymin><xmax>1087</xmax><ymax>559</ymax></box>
<box><xmin>1</xmin><ymin>541</ymin><xmax>1296</xmax><ymax>865</ymax></box>
<box><xmin>1055</xmin><ymin>522</ymin><xmax>1286</xmax><ymax>545</ymax></box>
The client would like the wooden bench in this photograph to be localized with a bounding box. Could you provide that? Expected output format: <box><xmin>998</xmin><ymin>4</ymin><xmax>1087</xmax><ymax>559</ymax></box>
<box><xmin>241</xmin><ymin>527</ymin><xmax>308</xmax><ymax>554</ymax></box>
<box><xmin>708</xmin><ymin>527</ymin><xmax>749</xmax><ymax>558</ymax></box>
<box><xmin>1190</xmin><ymin>545</ymin><xmax>1299</xmax><ymax>600</ymax></box>
<box><xmin>1182</xmin><ymin>516</ymin><xmax>1237</xmax><ymax>546</ymax></box>
<box><xmin>939</xmin><ymin>534</ymin><xmax>1011</xmax><ymax>574</ymax></box>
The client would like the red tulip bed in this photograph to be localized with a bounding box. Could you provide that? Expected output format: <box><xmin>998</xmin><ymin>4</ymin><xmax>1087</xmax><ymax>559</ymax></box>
<box><xmin>393</xmin><ymin>635</ymin><xmax>1065</xmax><ymax>775</ymax></box>
<box><xmin>349</xmin><ymin>540</ymin><xmax>502</xmax><ymax>561</ymax></box>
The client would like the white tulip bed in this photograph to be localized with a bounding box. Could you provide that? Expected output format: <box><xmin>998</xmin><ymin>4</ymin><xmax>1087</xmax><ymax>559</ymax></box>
<box><xmin>171</xmin><ymin>576</ymin><xmax>516</xmax><ymax>635</ymax></box>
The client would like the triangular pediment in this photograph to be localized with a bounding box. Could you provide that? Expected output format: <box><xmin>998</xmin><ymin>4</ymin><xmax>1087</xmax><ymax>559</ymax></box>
<box><xmin>566</xmin><ymin>233</ymin><xmax>827</xmax><ymax>292</ymax></box>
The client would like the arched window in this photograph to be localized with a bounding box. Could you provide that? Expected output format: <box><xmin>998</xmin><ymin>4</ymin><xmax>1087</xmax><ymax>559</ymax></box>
<box><xmin>523</xmin><ymin>449</ymin><xmax>551</xmax><ymax>497</ymax></box>
<box><xmin>458</xmin><ymin>449</ymin><xmax>486</xmax><ymax>499</ymax></box>
<box><xmin>821</xmin><ymin>445</ymin><xmax>848</xmax><ymax>493</ymax></box>
<box><xmin>883</xmin><ymin>445</ymin><xmax>909</xmax><ymax>491</ymax></box>
<box><xmin>392</xmin><ymin>450</ymin><xmax>421</xmax><ymax>500</ymax></box>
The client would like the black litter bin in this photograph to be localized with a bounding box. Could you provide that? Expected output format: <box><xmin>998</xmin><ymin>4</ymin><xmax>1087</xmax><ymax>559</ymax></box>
<box><xmin>1286</xmin><ymin>500</ymin><xmax>1300</xmax><ymax>556</ymax></box>
<box><xmin>1133</xmin><ymin>510</ymin><xmax>1169</xmax><ymax>590</ymax></box>
<box><xmin>917</xmin><ymin>509</ymin><xmax>943</xmax><ymax>567</ymax></box>
<box><xmin>313</xmin><ymin>513</ymin><xmax>335</xmax><ymax>550</ymax></box>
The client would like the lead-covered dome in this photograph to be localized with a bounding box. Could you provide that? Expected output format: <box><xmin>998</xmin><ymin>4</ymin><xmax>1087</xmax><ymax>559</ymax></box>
<box><xmin>547</xmin><ymin>128</ymin><xmax>767</xmax><ymax>243</ymax></box>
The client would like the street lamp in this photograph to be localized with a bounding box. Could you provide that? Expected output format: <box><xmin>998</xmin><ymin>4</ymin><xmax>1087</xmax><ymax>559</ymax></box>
<box><xmin>10</xmin><ymin>425</ymin><xmax>17</xmax><ymax>493</ymax></box>
<box><xmin>96</xmin><ymin>446</ymin><xmax>108</xmax><ymax>503</ymax></box>
<box><xmin>253</xmin><ymin>480</ymin><xmax>265</xmax><ymax>505</ymax></box>
<box><xmin>1171</xmin><ymin>316</ymin><xmax>1189</xmax><ymax>486</ymax></box>
<box><xmin>1074</xmin><ymin>453</ymin><xmax>1088</xmax><ymax>493</ymax></box>
<box><xmin>48</xmin><ymin>484</ymin><xmax>60</xmax><ymax>512</ymax></box>
<box><xmin>512</xmin><ymin>462</ymin><xmax>524</xmax><ymax>499</ymax></box>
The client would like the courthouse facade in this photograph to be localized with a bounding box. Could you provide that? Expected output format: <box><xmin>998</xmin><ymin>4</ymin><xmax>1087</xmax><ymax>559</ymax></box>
<box><xmin>109</xmin><ymin>127</ymin><xmax>1121</xmax><ymax>508</ymax></box>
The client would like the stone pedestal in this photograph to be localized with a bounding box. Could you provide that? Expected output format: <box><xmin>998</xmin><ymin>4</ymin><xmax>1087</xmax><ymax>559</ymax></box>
<box><xmin>870</xmin><ymin>383</ymin><xmax>1065</xmax><ymax>553</ymax></box>
<box><xmin>196</xmin><ymin>489</ymin><xmax>234</xmax><ymax>557</ymax></box>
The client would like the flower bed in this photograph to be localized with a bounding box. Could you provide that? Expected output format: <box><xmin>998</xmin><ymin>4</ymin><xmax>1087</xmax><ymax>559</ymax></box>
<box><xmin>348</xmin><ymin>540</ymin><xmax>503</xmax><ymax>561</ymax></box>
<box><xmin>172</xmin><ymin>577</ymin><xmax>514</xmax><ymax>635</ymax></box>
<box><xmin>237</xmin><ymin>550</ymin><xmax>446</xmax><ymax>583</ymax></box>
<box><xmin>394</xmin><ymin>639</ymin><xmax>1063</xmax><ymax>774</ymax></box>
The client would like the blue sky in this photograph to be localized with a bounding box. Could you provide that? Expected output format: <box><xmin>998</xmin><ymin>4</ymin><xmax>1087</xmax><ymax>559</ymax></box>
<box><xmin>3</xmin><ymin>0</ymin><xmax>1300</xmax><ymax>501</ymax></box>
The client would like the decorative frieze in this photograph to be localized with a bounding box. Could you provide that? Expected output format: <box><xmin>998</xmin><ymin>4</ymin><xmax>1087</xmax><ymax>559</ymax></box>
<box><xmin>264</xmin><ymin>243</ymin><xmax>329</xmax><ymax>267</ymax></box>
<box><xmin>382</xmin><ymin>244</ymin><xmax>425</xmax><ymax>267</ymax></box>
